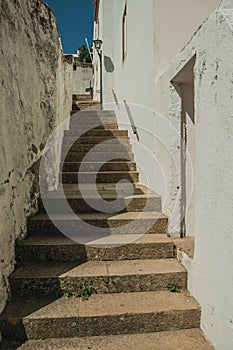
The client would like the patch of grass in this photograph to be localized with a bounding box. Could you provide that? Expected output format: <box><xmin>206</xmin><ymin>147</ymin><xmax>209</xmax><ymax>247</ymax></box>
<box><xmin>167</xmin><ymin>283</ymin><xmax>180</xmax><ymax>293</ymax></box>
<box><xmin>62</xmin><ymin>280</ymin><xmax>95</xmax><ymax>301</ymax></box>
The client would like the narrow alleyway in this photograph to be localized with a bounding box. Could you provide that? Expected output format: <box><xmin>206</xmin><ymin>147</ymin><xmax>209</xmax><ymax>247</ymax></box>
<box><xmin>0</xmin><ymin>97</ymin><xmax>213</xmax><ymax>349</ymax></box>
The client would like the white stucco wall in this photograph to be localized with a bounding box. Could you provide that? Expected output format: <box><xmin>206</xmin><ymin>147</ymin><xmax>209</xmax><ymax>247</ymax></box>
<box><xmin>154</xmin><ymin>2</ymin><xmax>233</xmax><ymax>348</ymax></box>
<box><xmin>0</xmin><ymin>0</ymin><xmax>72</xmax><ymax>320</ymax></box>
<box><xmin>73</xmin><ymin>65</ymin><xmax>93</xmax><ymax>95</ymax></box>
<box><xmin>94</xmin><ymin>0</ymin><xmax>155</xmax><ymax>107</ymax></box>
<box><xmin>94</xmin><ymin>0</ymin><xmax>221</xmax><ymax>211</ymax></box>
<box><xmin>94</xmin><ymin>0</ymin><xmax>161</xmax><ymax>202</ymax></box>
<box><xmin>93</xmin><ymin>0</ymin><xmax>115</xmax><ymax>103</ymax></box>
<box><xmin>153</xmin><ymin>0</ymin><xmax>220</xmax><ymax>77</ymax></box>
<box><xmin>95</xmin><ymin>1</ymin><xmax>233</xmax><ymax>348</ymax></box>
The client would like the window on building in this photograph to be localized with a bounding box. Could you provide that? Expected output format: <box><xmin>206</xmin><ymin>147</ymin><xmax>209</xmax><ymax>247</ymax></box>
<box><xmin>122</xmin><ymin>4</ymin><xmax>127</xmax><ymax>62</ymax></box>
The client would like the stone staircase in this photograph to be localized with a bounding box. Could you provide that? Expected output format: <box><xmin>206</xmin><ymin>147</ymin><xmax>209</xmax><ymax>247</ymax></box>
<box><xmin>0</xmin><ymin>105</ymin><xmax>213</xmax><ymax>349</ymax></box>
<box><xmin>72</xmin><ymin>94</ymin><xmax>99</xmax><ymax>112</ymax></box>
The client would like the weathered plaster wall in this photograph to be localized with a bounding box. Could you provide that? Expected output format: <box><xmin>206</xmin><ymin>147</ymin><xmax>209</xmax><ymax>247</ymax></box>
<box><xmin>94</xmin><ymin>0</ymin><xmax>220</xmax><ymax>210</ymax></box>
<box><xmin>154</xmin><ymin>1</ymin><xmax>233</xmax><ymax>348</ymax></box>
<box><xmin>94</xmin><ymin>0</ymin><xmax>161</xmax><ymax>201</ymax></box>
<box><xmin>93</xmin><ymin>0</ymin><xmax>115</xmax><ymax>103</ymax></box>
<box><xmin>73</xmin><ymin>65</ymin><xmax>93</xmax><ymax>95</ymax></box>
<box><xmin>153</xmin><ymin>0</ymin><xmax>220</xmax><ymax>77</ymax></box>
<box><xmin>0</xmin><ymin>0</ymin><xmax>72</xmax><ymax>317</ymax></box>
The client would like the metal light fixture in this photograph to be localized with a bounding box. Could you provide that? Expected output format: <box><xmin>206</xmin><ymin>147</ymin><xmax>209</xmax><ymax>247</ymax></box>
<box><xmin>93</xmin><ymin>39</ymin><xmax>103</xmax><ymax>53</ymax></box>
<box><xmin>93</xmin><ymin>39</ymin><xmax>103</xmax><ymax>108</ymax></box>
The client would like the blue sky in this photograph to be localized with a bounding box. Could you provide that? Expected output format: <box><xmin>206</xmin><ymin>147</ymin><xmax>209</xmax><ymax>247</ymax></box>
<box><xmin>45</xmin><ymin>0</ymin><xmax>94</xmax><ymax>54</ymax></box>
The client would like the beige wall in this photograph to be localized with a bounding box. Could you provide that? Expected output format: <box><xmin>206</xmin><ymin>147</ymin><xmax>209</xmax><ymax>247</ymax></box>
<box><xmin>0</xmin><ymin>0</ymin><xmax>72</xmax><ymax>317</ymax></box>
<box><xmin>153</xmin><ymin>0</ymin><xmax>221</xmax><ymax>76</ymax></box>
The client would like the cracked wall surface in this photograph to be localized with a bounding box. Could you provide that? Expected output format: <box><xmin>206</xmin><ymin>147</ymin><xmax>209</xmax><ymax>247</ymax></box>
<box><xmin>0</xmin><ymin>0</ymin><xmax>73</xmax><ymax>318</ymax></box>
<box><xmin>154</xmin><ymin>1</ymin><xmax>233</xmax><ymax>349</ymax></box>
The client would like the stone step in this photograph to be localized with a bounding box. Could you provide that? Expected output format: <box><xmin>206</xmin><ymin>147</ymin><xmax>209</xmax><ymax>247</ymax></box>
<box><xmin>63</xmin><ymin>136</ymin><xmax>130</xmax><ymax>145</ymax></box>
<box><xmin>0</xmin><ymin>291</ymin><xmax>200</xmax><ymax>340</ymax></box>
<box><xmin>60</xmin><ymin>182</ymin><xmax>151</xmax><ymax>193</ymax></box>
<box><xmin>75</xmin><ymin>100</ymin><xmax>99</xmax><ymax>104</ymax></box>
<box><xmin>12</xmin><ymin>329</ymin><xmax>214</xmax><ymax>350</ymax></box>
<box><xmin>69</xmin><ymin>122</ymin><xmax>118</xmax><ymax>130</ymax></box>
<box><xmin>21</xmin><ymin>234</ymin><xmax>174</xmax><ymax>262</ymax></box>
<box><xmin>61</xmin><ymin>161</ymin><xmax>137</xmax><ymax>172</ymax></box>
<box><xmin>69</xmin><ymin>119</ymin><xmax>117</xmax><ymax>127</ymax></box>
<box><xmin>73</xmin><ymin>94</ymin><xmax>92</xmax><ymax>101</ymax></box>
<box><xmin>60</xmin><ymin>171</ymin><xmax>139</xmax><ymax>184</ymax></box>
<box><xmin>71</xmin><ymin>110</ymin><xmax>115</xmax><ymax>117</ymax></box>
<box><xmin>64</xmin><ymin>130</ymin><xmax>128</xmax><ymax>137</ymax></box>
<box><xmin>62</xmin><ymin>143</ymin><xmax>132</xmax><ymax>154</ymax></box>
<box><xmin>70</xmin><ymin>115</ymin><xmax>117</xmax><ymax>122</ymax></box>
<box><xmin>71</xmin><ymin>103</ymin><xmax>100</xmax><ymax>113</ymax></box>
<box><xmin>28</xmin><ymin>212</ymin><xmax>168</xmax><ymax>236</ymax></box>
<box><xmin>61</xmin><ymin>152</ymin><xmax>134</xmax><ymax>162</ymax></box>
<box><xmin>10</xmin><ymin>259</ymin><xmax>187</xmax><ymax>297</ymax></box>
<box><xmin>40</xmin><ymin>193</ymin><xmax>161</xmax><ymax>213</ymax></box>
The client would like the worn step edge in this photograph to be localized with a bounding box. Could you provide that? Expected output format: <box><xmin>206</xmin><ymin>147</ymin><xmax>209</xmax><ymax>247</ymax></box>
<box><xmin>63</xmin><ymin>137</ymin><xmax>130</xmax><ymax>143</ymax></box>
<box><xmin>22</xmin><ymin>234</ymin><xmax>174</xmax><ymax>262</ymax></box>
<box><xmin>61</xmin><ymin>161</ymin><xmax>137</xmax><ymax>172</ymax></box>
<box><xmin>28</xmin><ymin>212</ymin><xmax>168</xmax><ymax>235</ymax></box>
<box><xmin>62</xmin><ymin>145</ymin><xmax>132</xmax><ymax>152</ymax></box>
<box><xmin>11</xmin><ymin>259</ymin><xmax>187</xmax><ymax>296</ymax></box>
<box><xmin>39</xmin><ymin>195</ymin><xmax>161</xmax><ymax>214</ymax></box>
<box><xmin>12</xmin><ymin>329</ymin><xmax>214</xmax><ymax>350</ymax></box>
<box><xmin>60</xmin><ymin>172</ymin><xmax>139</xmax><ymax>184</ymax></box>
<box><xmin>64</xmin><ymin>130</ymin><xmax>128</xmax><ymax>136</ymax></box>
<box><xmin>61</xmin><ymin>152</ymin><xmax>134</xmax><ymax>161</ymax></box>
<box><xmin>0</xmin><ymin>291</ymin><xmax>200</xmax><ymax>340</ymax></box>
<box><xmin>70</xmin><ymin>110</ymin><xmax>115</xmax><ymax>115</ymax></box>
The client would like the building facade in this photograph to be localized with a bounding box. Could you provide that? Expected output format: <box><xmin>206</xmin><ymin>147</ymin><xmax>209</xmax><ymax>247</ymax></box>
<box><xmin>93</xmin><ymin>1</ymin><xmax>233</xmax><ymax>349</ymax></box>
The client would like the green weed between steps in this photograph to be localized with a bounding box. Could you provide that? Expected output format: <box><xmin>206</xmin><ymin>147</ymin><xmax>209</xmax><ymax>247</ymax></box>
<box><xmin>167</xmin><ymin>283</ymin><xmax>180</xmax><ymax>293</ymax></box>
<box><xmin>62</xmin><ymin>280</ymin><xmax>95</xmax><ymax>301</ymax></box>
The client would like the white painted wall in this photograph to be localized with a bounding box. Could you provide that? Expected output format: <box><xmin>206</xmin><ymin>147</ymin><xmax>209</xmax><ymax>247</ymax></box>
<box><xmin>154</xmin><ymin>2</ymin><xmax>233</xmax><ymax>348</ymax></box>
<box><xmin>93</xmin><ymin>0</ymin><xmax>115</xmax><ymax>103</ymax></box>
<box><xmin>112</xmin><ymin>0</ymin><xmax>155</xmax><ymax>109</ymax></box>
<box><xmin>95</xmin><ymin>1</ymin><xmax>233</xmax><ymax>348</ymax></box>
<box><xmin>73</xmin><ymin>65</ymin><xmax>93</xmax><ymax>95</ymax></box>
<box><xmin>153</xmin><ymin>0</ymin><xmax>220</xmax><ymax>77</ymax></box>
<box><xmin>94</xmin><ymin>0</ymin><xmax>220</xmax><ymax>212</ymax></box>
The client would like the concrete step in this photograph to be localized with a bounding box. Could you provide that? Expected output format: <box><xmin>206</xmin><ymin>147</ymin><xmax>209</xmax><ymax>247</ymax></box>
<box><xmin>60</xmin><ymin>182</ymin><xmax>151</xmax><ymax>193</ymax></box>
<box><xmin>13</xmin><ymin>329</ymin><xmax>214</xmax><ymax>350</ymax></box>
<box><xmin>64</xmin><ymin>130</ymin><xmax>128</xmax><ymax>137</ymax></box>
<box><xmin>63</xmin><ymin>136</ymin><xmax>130</xmax><ymax>145</ymax></box>
<box><xmin>21</xmin><ymin>234</ymin><xmax>174</xmax><ymax>262</ymax></box>
<box><xmin>62</xmin><ymin>143</ymin><xmax>132</xmax><ymax>154</ymax></box>
<box><xmin>62</xmin><ymin>152</ymin><xmax>134</xmax><ymax>162</ymax></box>
<box><xmin>73</xmin><ymin>94</ymin><xmax>92</xmax><ymax>101</ymax></box>
<box><xmin>61</xmin><ymin>161</ymin><xmax>137</xmax><ymax>172</ymax></box>
<box><xmin>40</xmin><ymin>192</ymin><xmax>161</xmax><ymax>213</ymax></box>
<box><xmin>0</xmin><ymin>291</ymin><xmax>200</xmax><ymax>340</ymax></box>
<box><xmin>69</xmin><ymin>123</ymin><xmax>118</xmax><ymax>130</ymax></box>
<box><xmin>69</xmin><ymin>119</ymin><xmax>117</xmax><ymax>127</ymax></box>
<box><xmin>60</xmin><ymin>171</ymin><xmax>139</xmax><ymax>184</ymax></box>
<box><xmin>71</xmin><ymin>103</ymin><xmax>100</xmax><ymax>113</ymax></box>
<box><xmin>71</xmin><ymin>110</ymin><xmax>115</xmax><ymax>117</ymax></box>
<box><xmin>70</xmin><ymin>115</ymin><xmax>117</xmax><ymax>122</ymax></box>
<box><xmin>28</xmin><ymin>212</ymin><xmax>168</xmax><ymax>236</ymax></box>
<box><xmin>10</xmin><ymin>259</ymin><xmax>187</xmax><ymax>297</ymax></box>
